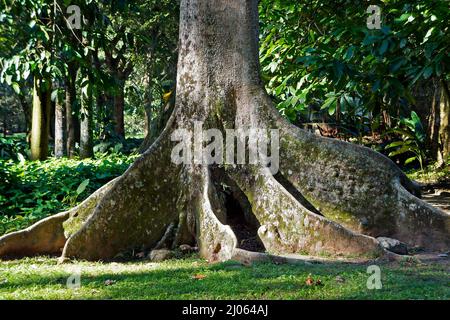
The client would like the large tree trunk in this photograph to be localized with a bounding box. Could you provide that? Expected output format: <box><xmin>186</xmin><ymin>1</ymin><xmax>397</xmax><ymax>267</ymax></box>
<box><xmin>30</xmin><ymin>77</ymin><xmax>51</xmax><ymax>161</ymax></box>
<box><xmin>1</xmin><ymin>0</ymin><xmax>448</xmax><ymax>262</ymax></box>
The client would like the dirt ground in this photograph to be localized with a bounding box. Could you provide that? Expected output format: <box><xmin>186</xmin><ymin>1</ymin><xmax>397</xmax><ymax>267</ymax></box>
<box><xmin>422</xmin><ymin>187</ymin><xmax>450</xmax><ymax>213</ymax></box>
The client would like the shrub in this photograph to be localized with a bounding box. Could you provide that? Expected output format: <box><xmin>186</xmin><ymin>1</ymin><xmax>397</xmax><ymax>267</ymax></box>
<box><xmin>0</xmin><ymin>154</ymin><xmax>138</xmax><ymax>235</ymax></box>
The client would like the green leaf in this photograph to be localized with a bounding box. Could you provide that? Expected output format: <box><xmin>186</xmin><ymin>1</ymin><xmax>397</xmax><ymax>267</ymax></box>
<box><xmin>379</xmin><ymin>40</ymin><xmax>389</xmax><ymax>55</ymax></box>
<box><xmin>404</xmin><ymin>156</ymin><xmax>417</xmax><ymax>165</ymax></box>
<box><xmin>321</xmin><ymin>96</ymin><xmax>337</xmax><ymax>111</ymax></box>
<box><xmin>76</xmin><ymin>179</ymin><xmax>90</xmax><ymax>195</ymax></box>
<box><xmin>422</xmin><ymin>27</ymin><xmax>434</xmax><ymax>44</ymax></box>
<box><xmin>423</xmin><ymin>66</ymin><xmax>433</xmax><ymax>79</ymax></box>
<box><xmin>17</xmin><ymin>153</ymin><xmax>26</xmax><ymax>164</ymax></box>
<box><xmin>11</xmin><ymin>82</ymin><xmax>20</xmax><ymax>94</ymax></box>
<box><xmin>51</xmin><ymin>90</ymin><xmax>58</xmax><ymax>102</ymax></box>
<box><xmin>388</xmin><ymin>146</ymin><xmax>411</xmax><ymax>157</ymax></box>
<box><xmin>386</xmin><ymin>141</ymin><xmax>404</xmax><ymax>149</ymax></box>
<box><xmin>5</xmin><ymin>74</ymin><xmax>12</xmax><ymax>85</ymax></box>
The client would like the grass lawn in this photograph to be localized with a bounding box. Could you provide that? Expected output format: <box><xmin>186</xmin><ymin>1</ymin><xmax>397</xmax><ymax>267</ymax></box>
<box><xmin>0</xmin><ymin>256</ymin><xmax>448</xmax><ymax>300</ymax></box>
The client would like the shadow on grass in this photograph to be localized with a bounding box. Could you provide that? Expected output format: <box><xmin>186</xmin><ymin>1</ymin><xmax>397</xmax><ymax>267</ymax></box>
<box><xmin>0</xmin><ymin>259</ymin><xmax>448</xmax><ymax>300</ymax></box>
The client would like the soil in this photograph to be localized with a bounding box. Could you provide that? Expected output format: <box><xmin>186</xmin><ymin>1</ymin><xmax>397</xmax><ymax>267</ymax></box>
<box><xmin>224</xmin><ymin>193</ymin><xmax>266</xmax><ymax>253</ymax></box>
<box><xmin>421</xmin><ymin>186</ymin><xmax>450</xmax><ymax>213</ymax></box>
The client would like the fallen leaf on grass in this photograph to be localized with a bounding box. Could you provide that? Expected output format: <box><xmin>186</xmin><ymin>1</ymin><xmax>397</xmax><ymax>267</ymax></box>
<box><xmin>305</xmin><ymin>274</ymin><xmax>314</xmax><ymax>286</ymax></box>
<box><xmin>192</xmin><ymin>274</ymin><xmax>207</xmax><ymax>280</ymax></box>
<box><xmin>305</xmin><ymin>274</ymin><xmax>323</xmax><ymax>286</ymax></box>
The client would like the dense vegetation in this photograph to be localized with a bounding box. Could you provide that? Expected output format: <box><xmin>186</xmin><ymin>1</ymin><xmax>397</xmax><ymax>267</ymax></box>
<box><xmin>0</xmin><ymin>151</ymin><xmax>136</xmax><ymax>235</ymax></box>
<box><xmin>259</xmin><ymin>0</ymin><xmax>450</xmax><ymax>168</ymax></box>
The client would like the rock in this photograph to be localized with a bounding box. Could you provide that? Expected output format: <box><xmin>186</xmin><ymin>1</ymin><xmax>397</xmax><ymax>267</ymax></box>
<box><xmin>104</xmin><ymin>279</ymin><xmax>116</xmax><ymax>286</ymax></box>
<box><xmin>335</xmin><ymin>275</ymin><xmax>345</xmax><ymax>283</ymax></box>
<box><xmin>148</xmin><ymin>249</ymin><xmax>173</xmax><ymax>262</ymax></box>
<box><xmin>179</xmin><ymin>244</ymin><xmax>198</xmax><ymax>254</ymax></box>
<box><xmin>377</xmin><ymin>237</ymin><xmax>408</xmax><ymax>255</ymax></box>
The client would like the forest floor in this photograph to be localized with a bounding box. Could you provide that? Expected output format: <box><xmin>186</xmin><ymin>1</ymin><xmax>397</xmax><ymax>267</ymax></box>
<box><xmin>407</xmin><ymin>164</ymin><xmax>450</xmax><ymax>213</ymax></box>
<box><xmin>0</xmin><ymin>255</ymin><xmax>448</xmax><ymax>300</ymax></box>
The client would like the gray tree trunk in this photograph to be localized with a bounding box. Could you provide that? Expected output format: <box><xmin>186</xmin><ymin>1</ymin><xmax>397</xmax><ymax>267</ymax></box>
<box><xmin>80</xmin><ymin>77</ymin><xmax>94</xmax><ymax>159</ymax></box>
<box><xmin>1</xmin><ymin>0</ymin><xmax>448</xmax><ymax>262</ymax></box>
<box><xmin>54</xmin><ymin>93</ymin><xmax>66</xmax><ymax>158</ymax></box>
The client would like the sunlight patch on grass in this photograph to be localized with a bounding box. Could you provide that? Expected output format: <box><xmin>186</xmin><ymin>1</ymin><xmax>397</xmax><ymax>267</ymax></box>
<box><xmin>0</xmin><ymin>256</ymin><xmax>448</xmax><ymax>300</ymax></box>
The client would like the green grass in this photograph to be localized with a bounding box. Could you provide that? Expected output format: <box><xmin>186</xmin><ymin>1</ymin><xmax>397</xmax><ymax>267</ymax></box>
<box><xmin>0</xmin><ymin>256</ymin><xmax>448</xmax><ymax>300</ymax></box>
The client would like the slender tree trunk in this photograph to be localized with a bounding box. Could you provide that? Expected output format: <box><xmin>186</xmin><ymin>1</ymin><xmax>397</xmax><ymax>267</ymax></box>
<box><xmin>2</xmin><ymin>113</ymin><xmax>6</xmax><ymax>137</ymax></box>
<box><xmin>66</xmin><ymin>62</ymin><xmax>79</xmax><ymax>158</ymax></box>
<box><xmin>54</xmin><ymin>92</ymin><xmax>66</xmax><ymax>158</ymax></box>
<box><xmin>144</xmin><ymin>103</ymin><xmax>152</xmax><ymax>137</ymax></box>
<box><xmin>437</xmin><ymin>78</ymin><xmax>450</xmax><ymax>165</ymax></box>
<box><xmin>50</xmin><ymin>100</ymin><xmax>55</xmax><ymax>141</ymax></box>
<box><xmin>18</xmin><ymin>95</ymin><xmax>31</xmax><ymax>138</ymax></box>
<box><xmin>424</xmin><ymin>80</ymin><xmax>441</xmax><ymax>160</ymax></box>
<box><xmin>417</xmin><ymin>78</ymin><xmax>450</xmax><ymax>165</ymax></box>
<box><xmin>113</xmin><ymin>78</ymin><xmax>125</xmax><ymax>139</ymax></box>
<box><xmin>30</xmin><ymin>77</ymin><xmax>51</xmax><ymax>161</ymax></box>
<box><xmin>80</xmin><ymin>76</ymin><xmax>94</xmax><ymax>158</ymax></box>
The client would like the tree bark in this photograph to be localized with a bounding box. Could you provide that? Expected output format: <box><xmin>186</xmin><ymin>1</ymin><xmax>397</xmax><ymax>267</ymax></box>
<box><xmin>54</xmin><ymin>92</ymin><xmax>66</xmax><ymax>158</ymax></box>
<box><xmin>414</xmin><ymin>78</ymin><xmax>450</xmax><ymax>165</ymax></box>
<box><xmin>66</xmin><ymin>62</ymin><xmax>79</xmax><ymax>158</ymax></box>
<box><xmin>437</xmin><ymin>78</ymin><xmax>450</xmax><ymax>165</ymax></box>
<box><xmin>18</xmin><ymin>94</ymin><xmax>31</xmax><ymax>139</ymax></box>
<box><xmin>80</xmin><ymin>76</ymin><xmax>94</xmax><ymax>159</ymax></box>
<box><xmin>2</xmin><ymin>113</ymin><xmax>6</xmax><ymax>137</ymax></box>
<box><xmin>30</xmin><ymin>77</ymin><xmax>51</xmax><ymax>161</ymax></box>
<box><xmin>1</xmin><ymin>0</ymin><xmax>448</xmax><ymax>262</ymax></box>
<box><xmin>113</xmin><ymin>78</ymin><xmax>125</xmax><ymax>139</ymax></box>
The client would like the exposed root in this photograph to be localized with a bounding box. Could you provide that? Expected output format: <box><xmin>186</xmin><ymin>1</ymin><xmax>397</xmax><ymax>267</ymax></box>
<box><xmin>195</xmin><ymin>167</ymin><xmax>237</xmax><ymax>262</ymax></box>
<box><xmin>60</xmin><ymin>135</ymin><xmax>185</xmax><ymax>261</ymax></box>
<box><xmin>0</xmin><ymin>177</ymin><xmax>119</xmax><ymax>259</ymax></box>
<box><xmin>253</xmin><ymin>90</ymin><xmax>449</xmax><ymax>251</ymax></box>
<box><xmin>0</xmin><ymin>212</ymin><xmax>68</xmax><ymax>258</ymax></box>
<box><xmin>230</xmin><ymin>248</ymin><xmax>385</xmax><ymax>266</ymax></box>
<box><xmin>391</xmin><ymin>179</ymin><xmax>450</xmax><ymax>250</ymax></box>
<box><xmin>153</xmin><ymin>222</ymin><xmax>176</xmax><ymax>250</ymax></box>
<box><xmin>228</xmin><ymin>167</ymin><xmax>384</xmax><ymax>258</ymax></box>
